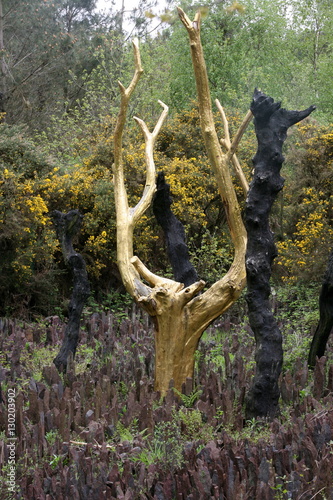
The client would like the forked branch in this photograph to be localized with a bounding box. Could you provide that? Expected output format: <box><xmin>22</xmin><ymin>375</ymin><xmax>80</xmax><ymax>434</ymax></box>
<box><xmin>131</xmin><ymin>100</ymin><xmax>169</xmax><ymax>224</ymax></box>
<box><xmin>114</xmin><ymin>38</ymin><xmax>143</xmax><ymax>164</ymax></box>
<box><xmin>113</xmin><ymin>40</ymin><xmax>173</xmax><ymax>301</ymax></box>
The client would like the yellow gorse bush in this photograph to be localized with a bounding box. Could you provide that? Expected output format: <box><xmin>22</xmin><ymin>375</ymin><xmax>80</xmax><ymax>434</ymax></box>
<box><xmin>277</xmin><ymin>188</ymin><xmax>333</xmax><ymax>283</ymax></box>
<box><xmin>25</xmin><ymin>195</ymin><xmax>48</xmax><ymax>225</ymax></box>
<box><xmin>0</xmin><ymin>105</ymin><xmax>256</xmax><ymax>315</ymax></box>
<box><xmin>3</xmin><ymin>108</ymin><xmax>333</xmax><ymax>315</ymax></box>
<box><xmin>273</xmin><ymin>121</ymin><xmax>333</xmax><ymax>284</ymax></box>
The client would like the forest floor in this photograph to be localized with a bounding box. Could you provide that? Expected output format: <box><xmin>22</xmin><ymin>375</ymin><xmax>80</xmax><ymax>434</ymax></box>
<box><xmin>0</xmin><ymin>297</ymin><xmax>333</xmax><ymax>499</ymax></box>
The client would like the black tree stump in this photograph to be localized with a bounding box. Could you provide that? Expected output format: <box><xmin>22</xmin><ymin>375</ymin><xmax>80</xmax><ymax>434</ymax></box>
<box><xmin>52</xmin><ymin>210</ymin><xmax>90</xmax><ymax>373</ymax></box>
<box><xmin>245</xmin><ymin>90</ymin><xmax>315</xmax><ymax>419</ymax></box>
<box><xmin>153</xmin><ymin>171</ymin><xmax>199</xmax><ymax>287</ymax></box>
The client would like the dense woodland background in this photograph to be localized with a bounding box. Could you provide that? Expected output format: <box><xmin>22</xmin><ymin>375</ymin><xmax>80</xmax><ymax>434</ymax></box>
<box><xmin>1</xmin><ymin>1</ymin><xmax>333</xmax><ymax>498</ymax></box>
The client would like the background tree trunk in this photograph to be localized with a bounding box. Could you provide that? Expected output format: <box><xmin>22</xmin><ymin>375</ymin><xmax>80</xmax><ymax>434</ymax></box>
<box><xmin>52</xmin><ymin>210</ymin><xmax>90</xmax><ymax>373</ymax></box>
<box><xmin>308</xmin><ymin>248</ymin><xmax>333</xmax><ymax>368</ymax></box>
<box><xmin>245</xmin><ymin>89</ymin><xmax>315</xmax><ymax>419</ymax></box>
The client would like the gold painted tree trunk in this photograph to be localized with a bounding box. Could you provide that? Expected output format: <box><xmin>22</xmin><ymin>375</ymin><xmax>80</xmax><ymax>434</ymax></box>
<box><xmin>112</xmin><ymin>11</ymin><xmax>251</xmax><ymax>395</ymax></box>
<box><xmin>153</xmin><ymin>293</ymin><xmax>198</xmax><ymax>394</ymax></box>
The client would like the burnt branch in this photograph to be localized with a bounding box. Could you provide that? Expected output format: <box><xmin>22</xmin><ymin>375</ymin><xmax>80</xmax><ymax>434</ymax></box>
<box><xmin>245</xmin><ymin>90</ymin><xmax>315</xmax><ymax>419</ymax></box>
<box><xmin>52</xmin><ymin>210</ymin><xmax>90</xmax><ymax>373</ymax></box>
<box><xmin>153</xmin><ymin>172</ymin><xmax>199</xmax><ymax>287</ymax></box>
<box><xmin>308</xmin><ymin>249</ymin><xmax>333</xmax><ymax>368</ymax></box>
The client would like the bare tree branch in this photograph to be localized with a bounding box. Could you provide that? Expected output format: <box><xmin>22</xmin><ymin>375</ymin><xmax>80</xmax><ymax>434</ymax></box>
<box><xmin>131</xmin><ymin>100</ymin><xmax>168</xmax><ymax>224</ymax></box>
<box><xmin>215</xmin><ymin>99</ymin><xmax>250</xmax><ymax>195</ymax></box>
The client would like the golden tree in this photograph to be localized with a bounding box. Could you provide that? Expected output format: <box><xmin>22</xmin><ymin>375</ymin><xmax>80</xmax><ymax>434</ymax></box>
<box><xmin>113</xmin><ymin>9</ymin><xmax>251</xmax><ymax>395</ymax></box>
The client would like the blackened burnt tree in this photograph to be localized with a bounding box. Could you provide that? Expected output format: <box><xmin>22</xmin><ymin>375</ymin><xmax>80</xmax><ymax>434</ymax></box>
<box><xmin>245</xmin><ymin>90</ymin><xmax>315</xmax><ymax>419</ymax></box>
<box><xmin>308</xmin><ymin>248</ymin><xmax>333</xmax><ymax>368</ymax></box>
<box><xmin>153</xmin><ymin>171</ymin><xmax>199</xmax><ymax>288</ymax></box>
<box><xmin>52</xmin><ymin>210</ymin><xmax>90</xmax><ymax>372</ymax></box>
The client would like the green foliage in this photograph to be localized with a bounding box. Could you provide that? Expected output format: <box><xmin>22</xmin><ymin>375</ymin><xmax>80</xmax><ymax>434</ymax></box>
<box><xmin>176</xmin><ymin>407</ymin><xmax>215</xmax><ymax>443</ymax></box>
<box><xmin>17</xmin><ymin>344</ymin><xmax>59</xmax><ymax>384</ymax></box>
<box><xmin>164</xmin><ymin>0</ymin><xmax>333</xmax><ymax>121</ymax></box>
<box><xmin>115</xmin><ymin>406</ymin><xmax>215</xmax><ymax>472</ymax></box>
<box><xmin>134</xmin><ymin>419</ymin><xmax>184</xmax><ymax>470</ymax></box>
<box><xmin>75</xmin><ymin>341</ymin><xmax>102</xmax><ymax>373</ymax></box>
<box><xmin>45</xmin><ymin>429</ymin><xmax>60</xmax><ymax>446</ymax></box>
<box><xmin>116</xmin><ymin>381</ymin><xmax>130</xmax><ymax>400</ymax></box>
<box><xmin>2</xmin><ymin>0</ymin><xmax>333</xmax><ymax>318</ymax></box>
<box><xmin>4</xmin><ymin>0</ymin><xmax>333</xmax><ymax>133</ymax></box>
<box><xmin>224</xmin><ymin>417</ymin><xmax>271</xmax><ymax>445</ymax></box>
<box><xmin>0</xmin><ymin>124</ymin><xmax>56</xmax><ymax>177</ymax></box>
<box><xmin>49</xmin><ymin>453</ymin><xmax>69</xmax><ymax>470</ymax></box>
<box><xmin>1</xmin><ymin>0</ymin><xmax>126</xmax><ymax>131</ymax></box>
<box><xmin>275</xmin><ymin>283</ymin><xmax>320</xmax><ymax>372</ymax></box>
<box><xmin>188</xmin><ymin>229</ymin><xmax>234</xmax><ymax>285</ymax></box>
<box><xmin>0</xmin><ymin>124</ymin><xmax>62</xmax><ymax>316</ymax></box>
<box><xmin>271</xmin><ymin>475</ymin><xmax>294</xmax><ymax>500</ymax></box>
<box><xmin>133</xmin><ymin>440</ymin><xmax>166</xmax><ymax>468</ymax></box>
<box><xmin>83</xmin><ymin>290</ymin><xmax>133</xmax><ymax>321</ymax></box>
<box><xmin>0</xmin><ymin>97</ymin><xmax>255</xmax><ymax>317</ymax></box>
<box><xmin>172</xmin><ymin>387</ymin><xmax>202</xmax><ymax>408</ymax></box>
<box><xmin>116</xmin><ymin>419</ymin><xmax>141</xmax><ymax>443</ymax></box>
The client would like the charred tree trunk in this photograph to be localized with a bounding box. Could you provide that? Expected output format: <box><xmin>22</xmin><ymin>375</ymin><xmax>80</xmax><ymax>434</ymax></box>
<box><xmin>153</xmin><ymin>172</ymin><xmax>199</xmax><ymax>287</ymax></box>
<box><xmin>308</xmin><ymin>249</ymin><xmax>333</xmax><ymax>368</ymax></box>
<box><xmin>245</xmin><ymin>90</ymin><xmax>315</xmax><ymax>419</ymax></box>
<box><xmin>52</xmin><ymin>210</ymin><xmax>90</xmax><ymax>373</ymax></box>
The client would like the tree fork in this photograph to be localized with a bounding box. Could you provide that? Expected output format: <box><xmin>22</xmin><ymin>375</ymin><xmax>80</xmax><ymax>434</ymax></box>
<box><xmin>52</xmin><ymin>209</ymin><xmax>90</xmax><ymax>373</ymax></box>
<box><xmin>245</xmin><ymin>89</ymin><xmax>315</xmax><ymax>419</ymax></box>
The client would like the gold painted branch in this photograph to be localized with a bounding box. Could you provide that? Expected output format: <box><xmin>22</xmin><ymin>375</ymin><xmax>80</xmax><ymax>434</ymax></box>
<box><xmin>178</xmin><ymin>7</ymin><xmax>246</xmax><ymax>252</ymax></box>
<box><xmin>113</xmin><ymin>38</ymin><xmax>144</xmax><ymax>297</ymax></box>
<box><xmin>113</xmin><ymin>43</ymin><xmax>169</xmax><ymax>300</ymax></box>
<box><xmin>178</xmin><ymin>7</ymin><xmax>247</xmax><ymax>320</ymax></box>
<box><xmin>131</xmin><ymin>101</ymin><xmax>169</xmax><ymax>224</ymax></box>
<box><xmin>216</xmin><ymin>99</ymin><xmax>251</xmax><ymax>195</ymax></box>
